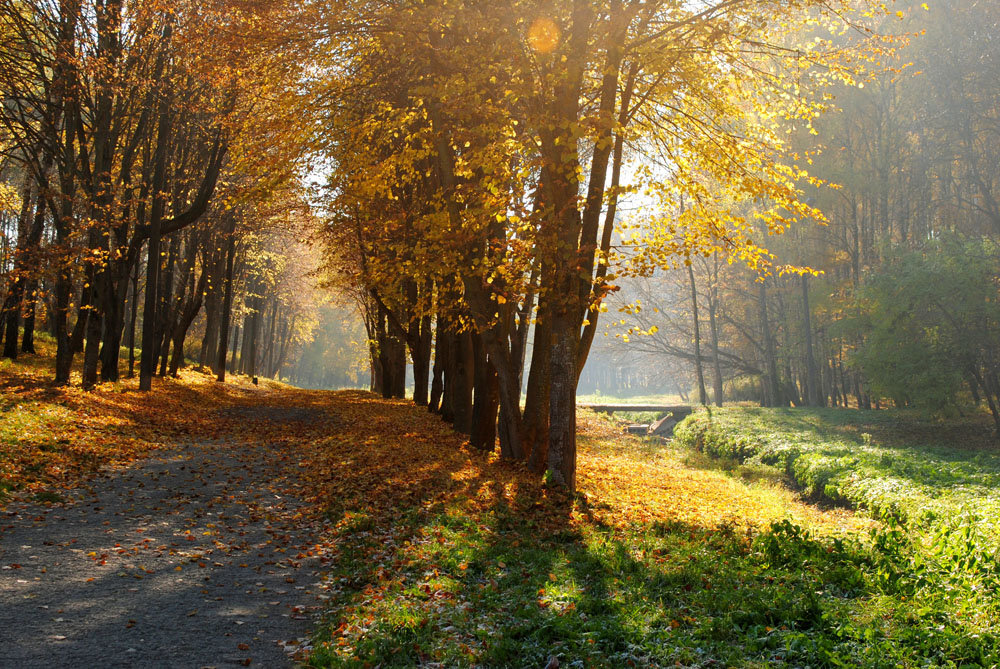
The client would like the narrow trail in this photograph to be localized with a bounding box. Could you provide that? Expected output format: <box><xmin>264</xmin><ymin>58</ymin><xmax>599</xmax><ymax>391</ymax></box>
<box><xmin>0</xmin><ymin>405</ymin><xmax>329</xmax><ymax>668</ymax></box>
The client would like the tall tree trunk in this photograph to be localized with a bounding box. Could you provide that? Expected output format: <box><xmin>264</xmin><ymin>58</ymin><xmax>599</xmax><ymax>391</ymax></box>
<box><xmin>272</xmin><ymin>313</ymin><xmax>296</xmax><ymax>378</ymax></box>
<box><xmin>156</xmin><ymin>235</ymin><xmax>181</xmax><ymax>376</ymax></box>
<box><xmin>546</xmin><ymin>316</ymin><xmax>578</xmax><ymax>489</ymax></box>
<box><xmin>70</xmin><ymin>283</ymin><xmax>91</xmax><ymax>354</ymax></box>
<box><xmin>688</xmin><ymin>260</ymin><xmax>707</xmax><ymax>405</ymax></box>
<box><xmin>470</xmin><ymin>334</ymin><xmax>500</xmax><ymax>450</ymax></box>
<box><xmin>801</xmin><ymin>275</ymin><xmax>821</xmax><ymax>406</ymax></box>
<box><xmin>708</xmin><ymin>257</ymin><xmax>724</xmax><ymax>407</ymax></box>
<box><xmin>81</xmin><ymin>237</ymin><xmax>104</xmax><ymax>390</ymax></box>
<box><xmin>127</xmin><ymin>261</ymin><xmax>139</xmax><ymax>377</ymax></box>
<box><xmin>139</xmin><ymin>53</ymin><xmax>173</xmax><ymax>391</ymax></box>
<box><xmin>523</xmin><ymin>302</ymin><xmax>552</xmax><ymax>474</ymax></box>
<box><xmin>389</xmin><ymin>328</ymin><xmax>406</xmax><ymax>399</ymax></box>
<box><xmin>759</xmin><ymin>279</ymin><xmax>782</xmax><ymax>407</ymax></box>
<box><xmin>498</xmin><ymin>266</ymin><xmax>537</xmax><ymax>458</ymax></box>
<box><xmin>168</xmin><ymin>267</ymin><xmax>207</xmax><ymax>376</ymax></box>
<box><xmin>199</xmin><ymin>247</ymin><xmax>223</xmax><ymax>368</ymax></box>
<box><xmin>98</xmin><ymin>267</ymin><xmax>132</xmax><ymax>382</ymax></box>
<box><xmin>52</xmin><ymin>0</ymin><xmax>81</xmax><ymax>385</ymax></box>
<box><xmin>2</xmin><ymin>184</ymin><xmax>38</xmax><ymax>359</ymax></box>
<box><xmin>429</xmin><ymin>320</ymin><xmax>449</xmax><ymax>413</ymax></box>
<box><xmin>215</xmin><ymin>219</ymin><xmax>237</xmax><ymax>382</ymax></box>
<box><xmin>21</xmin><ymin>279</ymin><xmax>39</xmax><ymax>354</ymax></box>
<box><xmin>451</xmin><ymin>331</ymin><xmax>475</xmax><ymax>434</ymax></box>
<box><xmin>228</xmin><ymin>324</ymin><xmax>240</xmax><ymax>374</ymax></box>
<box><xmin>412</xmin><ymin>311</ymin><xmax>433</xmax><ymax>405</ymax></box>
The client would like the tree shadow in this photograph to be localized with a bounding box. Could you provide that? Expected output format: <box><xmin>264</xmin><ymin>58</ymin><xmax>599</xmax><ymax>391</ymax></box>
<box><xmin>294</xmin><ymin>396</ymin><xmax>998</xmax><ymax>667</ymax></box>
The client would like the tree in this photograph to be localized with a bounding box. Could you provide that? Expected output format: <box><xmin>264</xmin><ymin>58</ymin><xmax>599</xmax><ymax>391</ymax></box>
<box><xmin>314</xmin><ymin>0</ymin><xmax>894</xmax><ymax>489</ymax></box>
<box><xmin>851</xmin><ymin>237</ymin><xmax>1000</xmax><ymax>433</ymax></box>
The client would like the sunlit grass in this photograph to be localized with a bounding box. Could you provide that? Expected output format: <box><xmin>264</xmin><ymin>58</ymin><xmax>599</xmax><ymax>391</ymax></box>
<box><xmin>576</xmin><ymin>392</ymin><xmax>688</xmax><ymax>405</ymax></box>
<box><xmin>673</xmin><ymin>406</ymin><xmax>1000</xmax><ymax>530</ymax></box>
<box><xmin>304</xmin><ymin>403</ymin><xmax>998</xmax><ymax>666</ymax></box>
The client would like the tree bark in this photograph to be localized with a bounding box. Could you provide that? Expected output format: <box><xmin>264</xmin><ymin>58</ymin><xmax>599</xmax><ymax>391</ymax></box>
<box><xmin>801</xmin><ymin>275</ymin><xmax>821</xmax><ymax>406</ymax></box>
<box><xmin>688</xmin><ymin>259</ymin><xmax>707</xmax><ymax>405</ymax></box>
<box><xmin>523</xmin><ymin>299</ymin><xmax>551</xmax><ymax>474</ymax></box>
<box><xmin>759</xmin><ymin>279</ymin><xmax>782</xmax><ymax>407</ymax></box>
<box><xmin>215</xmin><ymin>218</ymin><xmax>238</xmax><ymax>382</ymax></box>
<box><xmin>2</xmin><ymin>184</ymin><xmax>42</xmax><ymax>360</ymax></box>
<box><xmin>139</xmin><ymin>49</ymin><xmax>173</xmax><ymax>391</ymax></box>
<box><xmin>429</xmin><ymin>319</ymin><xmax>449</xmax><ymax>413</ymax></box>
<box><xmin>451</xmin><ymin>330</ymin><xmax>475</xmax><ymax>434</ymax></box>
<box><xmin>127</xmin><ymin>260</ymin><xmax>140</xmax><ymax>378</ymax></box>
<box><xmin>470</xmin><ymin>334</ymin><xmax>500</xmax><ymax>450</ymax></box>
<box><xmin>708</xmin><ymin>257</ymin><xmax>724</xmax><ymax>407</ymax></box>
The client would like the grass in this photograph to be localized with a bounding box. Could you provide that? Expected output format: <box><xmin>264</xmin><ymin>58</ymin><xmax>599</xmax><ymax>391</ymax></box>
<box><xmin>672</xmin><ymin>407</ymin><xmax>1000</xmax><ymax>530</ymax></box>
<box><xmin>576</xmin><ymin>392</ymin><xmax>688</xmax><ymax>405</ymax></box>
<box><xmin>301</xmin><ymin>407</ymin><xmax>999</xmax><ymax>666</ymax></box>
<box><xmin>4</xmin><ymin>343</ymin><xmax>998</xmax><ymax>665</ymax></box>
<box><xmin>309</xmin><ymin>507</ymin><xmax>998</xmax><ymax>667</ymax></box>
<box><xmin>666</xmin><ymin>406</ymin><xmax>1000</xmax><ymax>666</ymax></box>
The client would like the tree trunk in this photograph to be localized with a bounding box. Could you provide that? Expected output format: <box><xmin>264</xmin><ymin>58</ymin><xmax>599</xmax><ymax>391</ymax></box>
<box><xmin>708</xmin><ymin>257</ymin><xmax>724</xmax><ymax>407</ymax></box>
<box><xmin>451</xmin><ymin>330</ymin><xmax>475</xmax><ymax>434</ymax></box>
<box><xmin>523</xmin><ymin>303</ymin><xmax>552</xmax><ymax>473</ymax></box>
<box><xmin>801</xmin><ymin>275</ymin><xmax>821</xmax><ymax>406</ymax></box>
<box><xmin>81</xmin><ymin>244</ymin><xmax>103</xmax><ymax>389</ymax></box>
<box><xmin>156</xmin><ymin>235</ymin><xmax>182</xmax><ymax>376</ymax></box>
<box><xmin>200</xmin><ymin>265</ymin><xmax>221</xmax><ymax>368</ymax></box>
<box><xmin>759</xmin><ymin>279</ymin><xmax>782</xmax><ymax>407</ymax></box>
<box><xmin>21</xmin><ymin>280</ymin><xmax>39</xmax><ymax>354</ymax></box>
<box><xmin>470</xmin><ymin>334</ymin><xmax>500</xmax><ymax>450</ymax></box>
<box><xmin>688</xmin><ymin>260</ymin><xmax>707</xmax><ymax>405</ymax></box>
<box><xmin>1</xmin><ymin>186</ymin><xmax>35</xmax><ymax>360</ymax></box>
<box><xmin>168</xmin><ymin>267</ymin><xmax>207</xmax><ymax>376</ymax></box>
<box><xmin>412</xmin><ymin>313</ymin><xmax>433</xmax><ymax>405</ymax></box>
<box><xmin>546</xmin><ymin>315</ymin><xmax>578</xmax><ymax>489</ymax></box>
<box><xmin>70</xmin><ymin>283</ymin><xmax>92</xmax><ymax>354</ymax></box>
<box><xmin>127</xmin><ymin>262</ymin><xmax>139</xmax><ymax>378</ymax></box>
<box><xmin>228</xmin><ymin>324</ymin><xmax>240</xmax><ymax>374</ymax></box>
<box><xmin>215</xmin><ymin>219</ymin><xmax>237</xmax><ymax>382</ymax></box>
<box><xmin>97</xmin><ymin>266</ymin><xmax>131</xmax><ymax>382</ymax></box>
<box><xmin>429</xmin><ymin>320</ymin><xmax>449</xmax><ymax>413</ymax></box>
<box><xmin>139</xmin><ymin>61</ymin><xmax>173</xmax><ymax>391</ymax></box>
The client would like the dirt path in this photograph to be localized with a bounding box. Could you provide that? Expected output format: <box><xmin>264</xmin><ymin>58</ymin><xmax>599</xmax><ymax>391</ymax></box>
<box><xmin>0</xmin><ymin>406</ymin><xmax>329</xmax><ymax>668</ymax></box>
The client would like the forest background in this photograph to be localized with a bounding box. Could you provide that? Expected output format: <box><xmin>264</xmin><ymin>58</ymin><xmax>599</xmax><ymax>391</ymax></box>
<box><xmin>1</xmin><ymin>0</ymin><xmax>998</xmax><ymax>490</ymax></box>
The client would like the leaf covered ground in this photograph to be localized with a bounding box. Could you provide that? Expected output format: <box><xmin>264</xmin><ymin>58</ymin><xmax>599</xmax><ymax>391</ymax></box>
<box><xmin>2</xmin><ymin>345</ymin><xmax>997</xmax><ymax>666</ymax></box>
<box><xmin>0</xmin><ymin>338</ymin><xmax>289</xmax><ymax>500</ymax></box>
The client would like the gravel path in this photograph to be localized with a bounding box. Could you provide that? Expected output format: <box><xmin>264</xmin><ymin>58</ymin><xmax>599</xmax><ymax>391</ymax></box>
<box><xmin>0</xmin><ymin>407</ymin><xmax>329</xmax><ymax>668</ymax></box>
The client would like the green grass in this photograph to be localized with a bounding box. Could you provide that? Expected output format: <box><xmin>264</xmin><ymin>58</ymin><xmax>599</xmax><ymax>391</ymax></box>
<box><xmin>668</xmin><ymin>406</ymin><xmax>1000</xmax><ymax>665</ymax></box>
<box><xmin>308</xmin><ymin>499</ymin><xmax>999</xmax><ymax>667</ymax></box>
<box><xmin>613</xmin><ymin>410</ymin><xmax>665</xmax><ymax>424</ymax></box>
<box><xmin>673</xmin><ymin>407</ymin><xmax>1000</xmax><ymax>529</ymax></box>
<box><xmin>576</xmin><ymin>392</ymin><xmax>687</xmax><ymax>405</ymax></box>
<box><xmin>303</xmin><ymin>405</ymin><xmax>1000</xmax><ymax>666</ymax></box>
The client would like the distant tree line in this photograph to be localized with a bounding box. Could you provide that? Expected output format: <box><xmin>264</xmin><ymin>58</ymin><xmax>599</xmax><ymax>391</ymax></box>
<box><xmin>611</xmin><ymin>0</ymin><xmax>1000</xmax><ymax>435</ymax></box>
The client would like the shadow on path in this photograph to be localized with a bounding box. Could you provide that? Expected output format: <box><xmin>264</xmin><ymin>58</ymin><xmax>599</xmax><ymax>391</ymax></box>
<box><xmin>0</xmin><ymin>404</ymin><xmax>332</xmax><ymax>668</ymax></box>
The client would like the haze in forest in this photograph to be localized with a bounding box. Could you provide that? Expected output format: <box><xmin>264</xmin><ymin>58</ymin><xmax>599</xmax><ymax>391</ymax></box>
<box><xmin>4</xmin><ymin>1</ymin><xmax>1000</xmax><ymax>665</ymax></box>
<box><xmin>2</xmin><ymin>0</ymin><xmax>998</xmax><ymax>476</ymax></box>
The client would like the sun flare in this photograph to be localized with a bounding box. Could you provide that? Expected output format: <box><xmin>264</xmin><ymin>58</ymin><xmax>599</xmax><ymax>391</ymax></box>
<box><xmin>527</xmin><ymin>16</ymin><xmax>560</xmax><ymax>54</ymax></box>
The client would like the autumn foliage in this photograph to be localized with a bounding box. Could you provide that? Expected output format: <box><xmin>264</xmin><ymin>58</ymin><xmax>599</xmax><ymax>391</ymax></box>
<box><xmin>311</xmin><ymin>0</ymin><xmax>897</xmax><ymax>490</ymax></box>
